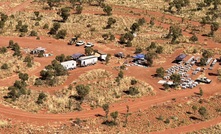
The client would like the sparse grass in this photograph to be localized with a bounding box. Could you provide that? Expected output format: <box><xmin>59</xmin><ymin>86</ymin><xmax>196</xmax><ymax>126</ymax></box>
<box><xmin>77</xmin><ymin>69</ymin><xmax>154</xmax><ymax>107</ymax></box>
<box><xmin>0</xmin><ymin>51</ymin><xmax>39</xmax><ymax>79</ymax></box>
<box><xmin>1</xmin><ymin>69</ymin><xmax>153</xmax><ymax>113</ymax></box>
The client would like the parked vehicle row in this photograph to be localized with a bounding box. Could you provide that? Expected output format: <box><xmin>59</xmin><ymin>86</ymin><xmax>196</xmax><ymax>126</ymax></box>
<box><xmin>76</xmin><ymin>40</ymin><xmax>94</xmax><ymax>47</ymax></box>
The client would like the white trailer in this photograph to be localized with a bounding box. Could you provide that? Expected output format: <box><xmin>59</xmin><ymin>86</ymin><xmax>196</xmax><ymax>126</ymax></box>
<box><xmin>78</xmin><ymin>55</ymin><xmax>98</xmax><ymax>67</ymax></box>
<box><xmin>61</xmin><ymin>60</ymin><xmax>77</xmax><ymax>70</ymax></box>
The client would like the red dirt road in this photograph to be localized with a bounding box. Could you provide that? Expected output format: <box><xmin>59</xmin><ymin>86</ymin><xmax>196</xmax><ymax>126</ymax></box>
<box><xmin>152</xmin><ymin>116</ymin><xmax>221</xmax><ymax>134</ymax></box>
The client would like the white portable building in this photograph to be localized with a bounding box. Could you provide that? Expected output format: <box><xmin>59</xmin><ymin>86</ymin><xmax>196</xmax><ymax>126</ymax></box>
<box><xmin>61</xmin><ymin>60</ymin><xmax>77</xmax><ymax>70</ymax></box>
<box><xmin>78</xmin><ymin>55</ymin><xmax>98</xmax><ymax>67</ymax></box>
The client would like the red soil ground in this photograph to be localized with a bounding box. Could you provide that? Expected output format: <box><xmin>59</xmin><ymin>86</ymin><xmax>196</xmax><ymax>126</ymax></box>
<box><xmin>0</xmin><ymin>1</ymin><xmax>220</xmax><ymax>133</ymax></box>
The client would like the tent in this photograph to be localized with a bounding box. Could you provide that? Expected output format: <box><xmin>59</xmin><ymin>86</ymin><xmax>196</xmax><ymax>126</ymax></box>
<box><xmin>72</xmin><ymin>53</ymin><xmax>85</xmax><ymax>60</ymax></box>
<box><xmin>133</xmin><ymin>54</ymin><xmax>145</xmax><ymax>59</ymax></box>
<box><xmin>175</xmin><ymin>54</ymin><xmax>187</xmax><ymax>61</ymax></box>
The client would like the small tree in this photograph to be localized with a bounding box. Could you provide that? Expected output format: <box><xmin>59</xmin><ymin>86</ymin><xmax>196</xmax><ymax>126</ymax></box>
<box><xmin>103</xmin><ymin>5</ymin><xmax>112</xmax><ymax>16</ymax></box>
<box><xmin>199</xmin><ymin>87</ymin><xmax>203</xmax><ymax>96</ymax></box>
<box><xmin>166</xmin><ymin>25</ymin><xmax>182</xmax><ymax>44</ymax></box>
<box><xmin>102</xmin><ymin>34</ymin><xmax>109</xmax><ymax>40</ymax></box>
<box><xmin>56</xmin><ymin>54</ymin><xmax>66</xmax><ymax>62</ymax></box>
<box><xmin>19</xmin><ymin>24</ymin><xmax>28</xmax><ymax>33</ymax></box>
<box><xmin>34</xmin><ymin>11</ymin><xmax>40</xmax><ymax>18</ymax></box>
<box><xmin>8</xmin><ymin>40</ymin><xmax>14</xmax><ymax>48</ymax></box>
<box><xmin>199</xmin><ymin>57</ymin><xmax>207</xmax><ymax>66</ymax></box>
<box><xmin>209</xmin><ymin>22</ymin><xmax>219</xmax><ymax>37</ymax></box>
<box><xmin>56</xmin><ymin>29</ymin><xmax>67</xmax><ymax>39</ymax></box>
<box><xmin>138</xmin><ymin>17</ymin><xmax>146</xmax><ymax>26</ymax></box>
<box><xmin>110</xmin><ymin>111</ymin><xmax>118</xmax><ymax>125</ymax></box>
<box><xmin>170</xmin><ymin>73</ymin><xmax>181</xmax><ymax>86</ymax></box>
<box><xmin>43</xmin><ymin>24</ymin><xmax>49</xmax><ymax>29</ymax></box>
<box><xmin>150</xmin><ymin>17</ymin><xmax>155</xmax><ymax>27</ymax></box>
<box><xmin>192</xmin><ymin>105</ymin><xmax>197</xmax><ymax>114</ymax></box>
<box><xmin>36</xmin><ymin>92</ymin><xmax>47</xmax><ymax>104</ymax></box>
<box><xmin>19</xmin><ymin>73</ymin><xmax>29</xmax><ymax>81</ymax></box>
<box><xmin>1</xmin><ymin>63</ymin><xmax>8</xmax><ymax>69</ymax></box>
<box><xmin>49</xmin><ymin>22</ymin><xmax>60</xmax><ymax>35</ymax></box>
<box><xmin>128</xmin><ymin>87</ymin><xmax>139</xmax><ymax>95</ymax></box>
<box><xmin>85</xmin><ymin>47</ymin><xmax>94</xmax><ymax>56</ymax></box>
<box><xmin>156</xmin><ymin>67</ymin><xmax>165</xmax><ymax>78</ymax></box>
<box><xmin>202</xmin><ymin>50</ymin><xmax>213</xmax><ymax>59</ymax></box>
<box><xmin>102</xmin><ymin>103</ymin><xmax>109</xmax><ymax>119</ymax></box>
<box><xmin>130</xmin><ymin>22</ymin><xmax>139</xmax><ymax>33</ymax></box>
<box><xmin>106</xmin><ymin>17</ymin><xmax>116</xmax><ymax>28</ymax></box>
<box><xmin>118</xmin><ymin>70</ymin><xmax>124</xmax><ymax>79</ymax></box>
<box><xmin>147</xmin><ymin>42</ymin><xmax>156</xmax><ymax>50</ymax></box>
<box><xmin>164</xmin><ymin>118</ymin><xmax>170</xmax><ymax>124</ymax></box>
<box><xmin>134</xmin><ymin>47</ymin><xmax>142</xmax><ymax>54</ymax></box>
<box><xmin>189</xmin><ymin>34</ymin><xmax>198</xmax><ymax>42</ymax></box>
<box><xmin>198</xmin><ymin>106</ymin><xmax>207</xmax><ymax>119</ymax></box>
<box><xmin>124</xmin><ymin>105</ymin><xmax>130</xmax><ymax>127</ymax></box>
<box><xmin>163</xmin><ymin>83</ymin><xmax>170</xmax><ymax>90</ymax></box>
<box><xmin>105</xmin><ymin>54</ymin><xmax>111</xmax><ymax>64</ymax></box>
<box><xmin>156</xmin><ymin>46</ymin><xmax>163</xmax><ymax>54</ymax></box>
<box><xmin>76</xmin><ymin>84</ymin><xmax>90</xmax><ymax>104</ymax></box>
<box><xmin>29</xmin><ymin>30</ymin><xmax>38</xmax><ymax>36</ymax></box>
<box><xmin>131</xmin><ymin>79</ymin><xmax>137</xmax><ymax>85</ymax></box>
<box><xmin>0</xmin><ymin>47</ymin><xmax>7</xmax><ymax>54</ymax></box>
<box><xmin>76</xmin><ymin>5</ymin><xmax>83</xmax><ymax>14</ymax></box>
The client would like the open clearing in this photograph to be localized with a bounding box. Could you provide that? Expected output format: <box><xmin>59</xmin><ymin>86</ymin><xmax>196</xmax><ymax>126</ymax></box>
<box><xmin>0</xmin><ymin>0</ymin><xmax>220</xmax><ymax>133</ymax></box>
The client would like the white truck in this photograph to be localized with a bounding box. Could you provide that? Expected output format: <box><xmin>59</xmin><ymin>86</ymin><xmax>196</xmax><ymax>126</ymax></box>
<box><xmin>61</xmin><ymin>60</ymin><xmax>77</xmax><ymax>70</ymax></box>
<box><xmin>78</xmin><ymin>55</ymin><xmax>98</xmax><ymax>67</ymax></box>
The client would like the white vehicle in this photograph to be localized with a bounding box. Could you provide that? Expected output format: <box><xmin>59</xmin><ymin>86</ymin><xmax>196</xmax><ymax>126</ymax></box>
<box><xmin>76</xmin><ymin>40</ymin><xmax>85</xmax><ymax>46</ymax></box>
<box><xmin>78</xmin><ymin>55</ymin><xmax>98</xmax><ymax>67</ymax></box>
<box><xmin>61</xmin><ymin>60</ymin><xmax>77</xmax><ymax>70</ymax></box>
<box><xmin>196</xmin><ymin>77</ymin><xmax>212</xmax><ymax>84</ymax></box>
<box><xmin>85</xmin><ymin>42</ymin><xmax>94</xmax><ymax>47</ymax></box>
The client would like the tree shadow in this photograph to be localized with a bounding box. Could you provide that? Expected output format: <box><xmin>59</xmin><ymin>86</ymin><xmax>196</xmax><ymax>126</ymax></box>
<box><xmin>95</xmin><ymin>114</ymin><xmax>103</xmax><ymax>117</ymax></box>
<box><xmin>94</xmin><ymin>13</ymin><xmax>107</xmax><ymax>16</ymax></box>
<box><xmin>123</xmin><ymin>90</ymin><xmax>130</xmax><ymax>95</ymax></box>
<box><xmin>189</xmin><ymin>116</ymin><xmax>202</xmax><ymax>121</ymax></box>
<box><xmin>69</xmin><ymin>95</ymin><xmax>81</xmax><ymax>101</ymax></box>
<box><xmin>151</xmin><ymin>74</ymin><xmax>158</xmax><ymax>78</ymax></box>
<box><xmin>186</xmin><ymin>111</ymin><xmax>192</xmax><ymax>115</ymax></box>
<box><xmin>194</xmin><ymin>92</ymin><xmax>201</xmax><ymax>96</ymax></box>
<box><xmin>102</xmin><ymin>120</ymin><xmax>117</xmax><ymax>126</ymax></box>
<box><xmin>52</xmin><ymin>19</ymin><xmax>64</xmax><ymax>23</ymax></box>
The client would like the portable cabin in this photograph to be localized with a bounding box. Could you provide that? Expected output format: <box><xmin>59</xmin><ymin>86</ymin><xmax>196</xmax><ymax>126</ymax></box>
<box><xmin>95</xmin><ymin>51</ymin><xmax>107</xmax><ymax>61</ymax></box>
<box><xmin>61</xmin><ymin>60</ymin><xmax>77</xmax><ymax>70</ymax></box>
<box><xmin>78</xmin><ymin>55</ymin><xmax>98</xmax><ymax>67</ymax></box>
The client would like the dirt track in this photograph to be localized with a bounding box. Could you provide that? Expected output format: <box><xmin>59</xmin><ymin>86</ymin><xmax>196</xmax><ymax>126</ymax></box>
<box><xmin>0</xmin><ymin>0</ymin><xmax>220</xmax><ymax>133</ymax></box>
<box><xmin>6</xmin><ymin>0</ymin><xmax>32</xmax><ymax>15</ymax></box>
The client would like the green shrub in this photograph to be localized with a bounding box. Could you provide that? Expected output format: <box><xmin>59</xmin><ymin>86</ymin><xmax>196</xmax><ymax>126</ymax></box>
<box><xmin>29</xmin><ymin>30</ymin><xmax>38</xmax><ymax>36</ymax></box>
<box><xmin>43</xmin><ymin>24</ymin><xmax>49</xmax><ymax>29</ymax></box>
<box><xmin>128</xmin><ymin>87</ymin><xmax>139</xmax><ymax>95</ymax></box>
<box><xmin>131</xmin><ymin>79</ymin><xmax>137</xmax><ymax>85</ymax></box>
<box><xmin>35</xmin><ymin>22</ymin><xmax>40</xmax><ymax>26</ymax></box>
<box><xmin>1</xmin><ymin>63</ymin><xmax>8</xmax><ymax>69</ymax></box>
